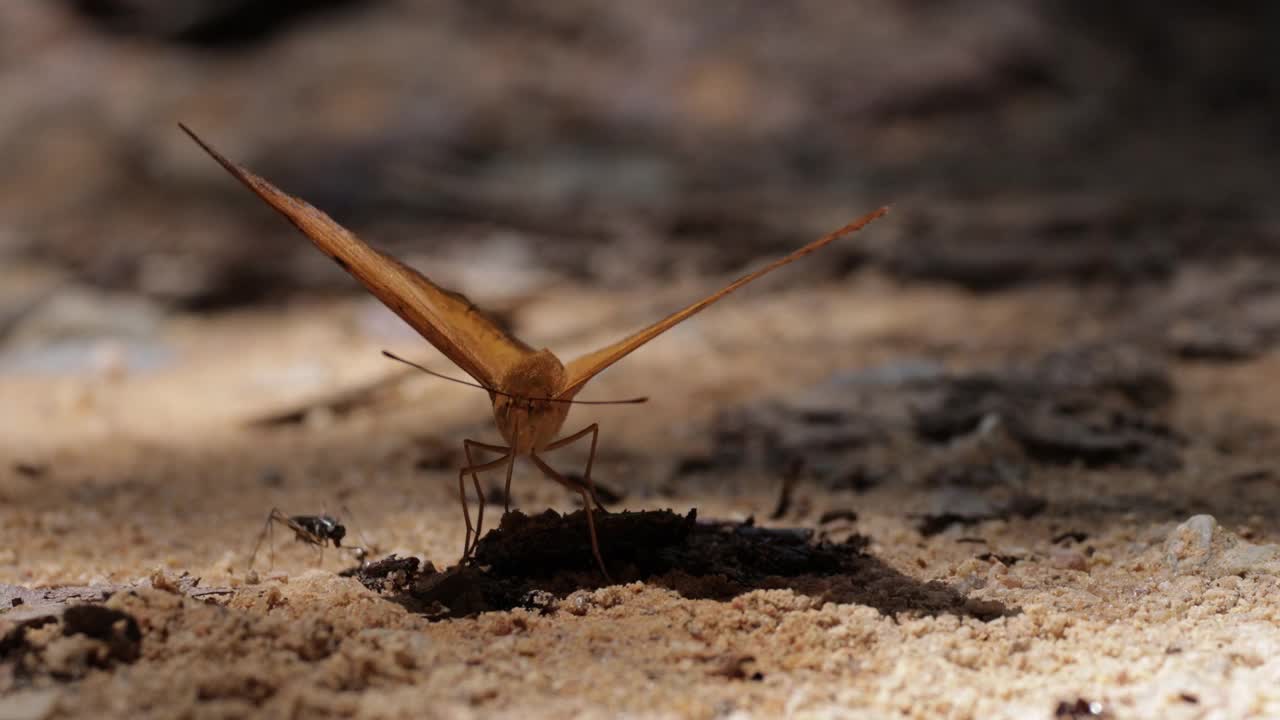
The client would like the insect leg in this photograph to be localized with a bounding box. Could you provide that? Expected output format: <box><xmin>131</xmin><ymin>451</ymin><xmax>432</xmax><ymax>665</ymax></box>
<box><xmin>457</xmin><ymin>456</ymin><xmax>473</xmax><ymax>559</ymax></box>
<box><xmin>464</xmin><ymin>438</ymin><xmax>511</xmax><ymax>553</ymax></box>
<box><xmin>249</xmin><ymin>508</ymin><xmax>291</xmax><ymax>572</ymax></box>
<box><xmin>458</xmin><ymin>435</ymin><xmax>506</xmax><ymax>517</ymax></box>
<box><xmin>504</xmin><ymin>415</ymin><xmax>518</xmax><ymax>514</ymax></box>
<box><xmin>457</xmin><ymin>449</ymin><xmax>513</xmax><ymax>561</ymax></box>
<box><xmin>469</xmin><ymin>453</ymin><xmax>486</xmax><ymax>557</ymax></box>
<box><xmin>339</xmin><ymin>502</ymin><xmax>374</xmax><ymax>567</ymax></box>
<box><xmin>502</xmin><ymin>446</ymin><xmax>516</xmax><ymax>515</ymax></box>
<box><xmin>543</xmin><ymin>424</ymin><xmax>606</xmax><ymax>512</ymax></box>
<box><xmin>530</xmin><ymin>453</ymin><xmax>611</xmax><ymax>582</ymax></box>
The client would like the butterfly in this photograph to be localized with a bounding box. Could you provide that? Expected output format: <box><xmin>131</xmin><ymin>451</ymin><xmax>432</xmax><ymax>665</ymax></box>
<box><xmin>181</xmin><ymin>124</ymin><xmax>888</xmax><ymax>579</ymax></box>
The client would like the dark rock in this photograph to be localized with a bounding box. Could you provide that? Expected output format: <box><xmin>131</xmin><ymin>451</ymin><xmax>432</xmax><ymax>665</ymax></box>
<box><xmin>61</xmin><ymin>605</ymin><xmax>142</xmax><ymax>664</ymax></box>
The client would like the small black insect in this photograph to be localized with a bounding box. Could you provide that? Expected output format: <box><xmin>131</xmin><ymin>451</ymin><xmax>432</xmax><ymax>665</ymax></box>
<box><xmin>249</xmin><ymin>507</ymin><xmax>368</xmax><ymax>572</ymax></box>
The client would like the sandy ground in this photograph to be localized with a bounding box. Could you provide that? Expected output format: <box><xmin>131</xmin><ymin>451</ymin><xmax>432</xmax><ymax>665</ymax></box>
<box><xmin>2</xmin><ymin>3</ymin><xmax>1279</xmax><ymax>719</ymax></box>
<box><xmin>3</xmin><ymin>267</ymin><xmax>1279</xmax><ymax>720</ymax></box>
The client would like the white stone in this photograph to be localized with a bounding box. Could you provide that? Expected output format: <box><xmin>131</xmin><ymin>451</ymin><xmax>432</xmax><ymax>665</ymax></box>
<box><xmin>1165</xmin><ymin>514</ymin><xmax>1280</xmax><ymax>578</ymax></box>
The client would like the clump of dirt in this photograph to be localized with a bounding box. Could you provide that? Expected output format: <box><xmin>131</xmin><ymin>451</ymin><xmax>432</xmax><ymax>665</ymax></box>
<box><xmin>1</xmin><ymin>604</ymin><xmax>141</xmax><ymax>685</ymax></box>
<box><xmin>340</xmin><ymin>554</ymin><xmax>421</xmax><ymax>594</ymax></box>
<box><xmin>357</xmin><ymin>509</ymin><xmax>1008</xmax><ymax>622</ymax></box>
<box><xmin>473</xmin><ymin>508</ymin><xmax>696</xmax><ymax>577</ymax></box>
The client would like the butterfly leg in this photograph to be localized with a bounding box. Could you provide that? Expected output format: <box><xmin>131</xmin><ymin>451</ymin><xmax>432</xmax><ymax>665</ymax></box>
<box><xmin>502</xmin><ymin>446</ymin><xmax>516</xmax><ymax>515</ymax></box>
<box><xmin>543</xmin><ymin>424</ymin><xmax>606</xmax><ymax>513</ymax></box>
<box><xmin>462</xmin><ymin>439</ymin><xmax>510</xmax><ymax>555</ymax></box>
<box><xmin>458</xmin><ymin>447</ymin><xmax>512</xmax><ymax>561</ymax></box>
<box><xmin>456</xmin><ymin>467</ymin><xmax>471</xmax><ymax>559</ymax></box>
<box><xmin>530</xmin><ymin>453</ymin><xmax>611</xmax><ymax>582</ymax></box>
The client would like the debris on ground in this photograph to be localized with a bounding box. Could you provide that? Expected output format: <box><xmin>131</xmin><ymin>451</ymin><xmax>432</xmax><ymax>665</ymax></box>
<box><xmin>391</xmin><ymin>510</ymin><xmax>1008</xmax><ymax>622</ymax></box>
<box><xmin>1164</xmin><ymin>514</ymin><xmax>1280</xmax><ymax>578</ymax></box>
<box><xmin>1</xmin><ymin>604</ymin><xmax>141</xmax><ymax>684</ymax></box>
<box><xmin>914</xmin><ymin>492</ymin><xmax>1047</xmax><ymax>537</ymax></box>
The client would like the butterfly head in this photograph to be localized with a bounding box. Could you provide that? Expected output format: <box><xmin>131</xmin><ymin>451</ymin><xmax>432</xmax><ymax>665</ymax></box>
<box><xmin>493</xmin><ymin>350</ymin><xmax>571</xmax><ymax>454</ymax></box>
<box><xmin>378</xmin><ymin>349</ymin><xmax>642</xmax><ymax>455</ymax></box>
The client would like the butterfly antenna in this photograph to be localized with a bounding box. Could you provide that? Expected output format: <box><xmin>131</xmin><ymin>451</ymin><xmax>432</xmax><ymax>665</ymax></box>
<box><xmin>382</xmin><ymin>350</ymin><xmax>647</xmax><ymax>405</ymax></box>
<box><xmin>557</xmin><ymin>396</ymin><xmax>649</xmax><ymax>406</ymax></box>
<box><xmin>381</xmin><ymin>351</ymin><xmax>497</xmax><ymax>392</ymax></box>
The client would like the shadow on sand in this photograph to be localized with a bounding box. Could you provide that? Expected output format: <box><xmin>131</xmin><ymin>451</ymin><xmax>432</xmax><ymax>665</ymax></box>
<box><xmin>349</xmin><ymin>508</ymin><xmax>1014</xmax><ymax>622</ymax></box>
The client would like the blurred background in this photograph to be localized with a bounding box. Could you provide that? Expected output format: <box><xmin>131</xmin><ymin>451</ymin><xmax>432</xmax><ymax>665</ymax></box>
<box><xmin>2</xmin><ymin>0</ymin><xmax>1280</xmax><ymax>611</ymax></box>
<box><xmin>5</xmin><ymin>7</ymin><xmax>1280</xmax><ymax>710</ymax></box>
<box><xmin>2</xmin><ymin>0</ymin><xmax>1277</xmax><ymax>324</ymax></box>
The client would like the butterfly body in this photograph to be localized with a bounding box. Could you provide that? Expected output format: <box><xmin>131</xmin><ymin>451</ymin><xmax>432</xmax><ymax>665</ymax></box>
<box><xmin>180</xmin><ymin>123</ymin><xmax>886</xmax><ymax>581</ymax></box>
<box><xmin>493</xmin><ymin>349</ymin><xmax>572</xmax><ymax>453</ymax></box>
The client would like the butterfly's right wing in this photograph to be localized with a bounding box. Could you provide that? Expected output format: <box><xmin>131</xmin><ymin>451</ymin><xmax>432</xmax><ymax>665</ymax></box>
<box><xmin>182</xmin><ymin>125</ymin><xmax>534</xmax><ymax>388</ymax></box>
<box><xmin>558</xmin><ymin>208</ymin><xmax>889</xmax><ymax>398</ymax></box>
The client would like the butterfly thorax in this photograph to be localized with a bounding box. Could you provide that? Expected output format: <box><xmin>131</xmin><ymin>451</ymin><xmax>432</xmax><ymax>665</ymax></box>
<box><xmin>492</xmin><ymin>349</ymin><xmax>572</xmax><ymax>455</ymax></box>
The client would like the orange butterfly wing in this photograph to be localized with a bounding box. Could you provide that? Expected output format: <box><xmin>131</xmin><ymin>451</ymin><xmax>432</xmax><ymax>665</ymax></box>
<box><xmin>181</xmin><ymin>125</ymin><xmax>534</xmax><ymax>389</ymax></box>
<box><xmin>557</xmin><ymin>207</ymin><xmax>889</xmax><ymax>398</ymax></box>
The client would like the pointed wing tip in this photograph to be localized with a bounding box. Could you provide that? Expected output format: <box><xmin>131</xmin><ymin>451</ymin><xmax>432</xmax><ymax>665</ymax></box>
<box><xmin>864</xmin><ymin>205</ymin><xmax>891</xmax><ymax>222</ymax></box>
<box><xmin>178</xmin><ymin>122</ymin><xmax>255</xmax><ymax>183</ymax></box>
<box><xmin>834</xmin><ymin>205</ymin><xmax>892</xmax><ymax>237</ymax></box>
<box><xmin>177</xmin><ymin>122</ymin><xmax>211</xmax><ymax>154</ymax></box>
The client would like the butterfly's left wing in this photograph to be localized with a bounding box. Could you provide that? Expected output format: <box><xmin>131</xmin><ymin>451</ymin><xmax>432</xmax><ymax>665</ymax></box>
<box><xmin>557</xmin><ymin>207</ymin><xmax>888</xmax><ymax>399</ymax></box>
<box><xmin>181</xmin><ymin>124</ymin><xmax>535</xmax><ymax>389</ymax></box>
